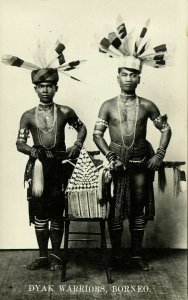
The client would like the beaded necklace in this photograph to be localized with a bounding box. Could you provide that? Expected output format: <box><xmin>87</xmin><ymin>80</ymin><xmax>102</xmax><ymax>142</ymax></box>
<box><xmin>117</xmin><ymin>95</ymin><xmax>139</xmax><ymax>149</ymax></box>
<box><xmin>35</xmin><ymin>104</ymin><xmax>57</xmax><ymax>149</ymax></box>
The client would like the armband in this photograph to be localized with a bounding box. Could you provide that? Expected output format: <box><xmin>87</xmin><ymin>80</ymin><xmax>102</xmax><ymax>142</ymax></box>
<box><xmin>95</xmin><ymin>118</ymin><xmax>108</xmax><ymax>128</ymax></box>
<box><xmin>155</xmin><ymin>146</ymin><xmax>166</xmax><ymax>159</ymax></box>
<box><xmin>93</xmin><ymin>129</ymin><xmax>104</xmax><ymax>136</ymax></box>
<box><xmin>16</xmin><ymin>128</ymin><xmax>30</xmax><ymax>144</ymax></box>
<box><xmin>153</xmin><ymin>114</ymin><xmax>171</xmax><ymax>133</ymax></box>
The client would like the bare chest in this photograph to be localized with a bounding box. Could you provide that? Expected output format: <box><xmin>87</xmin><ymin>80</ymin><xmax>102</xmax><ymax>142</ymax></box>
<box><xmin>29</xmin><ymin>106</ymin><xmax>67</xmax><ymax>131</ymax></box>
<box><xmin>109</xmin><ymin>101</ymin><xmax>147</xmax><ymax>127</ymax></box>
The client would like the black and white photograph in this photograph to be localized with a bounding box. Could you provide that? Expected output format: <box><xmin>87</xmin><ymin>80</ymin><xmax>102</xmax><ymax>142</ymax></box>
<box><xmin>0</xmin><ymin>0</ymin><xmax>187</xmax><ymax>299</ymax></box>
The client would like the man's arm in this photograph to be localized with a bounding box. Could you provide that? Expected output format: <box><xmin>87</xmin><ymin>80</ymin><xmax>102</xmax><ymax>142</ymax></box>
<box><xmin>16</xmin><ymin>111</ymin><xmax>44</xmax><ymax>159</ymax></box>
<box><xmin>16</xmin><ymin>112</ymin><xmax>32</xmax><ymax>156</ymax></box>
<box><xmin>93</xmin><ymin>102</ymin><xmax>125</xmax><ymax>173</ymax></box>
<box><xmin>67</xmin><ymin>109</ymin><xmax>87</xmax><ymax>158</ymax></box>
<box><xmin>93</xmin><ymin>102</ymin><xmax>111</xmax><ymax>156</ymax></box>
<box><xmin>147</xmin><ymin>101</ymin><xmax>172</xmax><ymax>170</ymax></box>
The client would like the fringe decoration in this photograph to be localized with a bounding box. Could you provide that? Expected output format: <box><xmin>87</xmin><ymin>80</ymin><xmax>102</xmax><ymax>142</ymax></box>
<box><xmin>32</xmin><ymin>159</ymin><xmax>44</xmax><ymax>198</ymax></box>
<box><xmin>173</xmin><ymin>166</ymin><xmax>181</xmax><ymax>197</ymax></box>
<box><xmin>158</xmin><ymin>165</ymin><xmax>167</xmax><ymax>193</ymax></box>
<box><xmin>97</xmin><ymin>167</ymin><xmax>104</xmax><ymax>201</ymax></box>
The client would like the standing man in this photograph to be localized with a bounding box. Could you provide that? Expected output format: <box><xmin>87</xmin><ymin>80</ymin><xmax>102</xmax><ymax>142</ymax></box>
<box><xmin>93</xmin><ymin>18</ymin><xmax>172</xmax><ymax>270</ymax></box>
<box><xmin>2</xmin><ymin>42</ymin><xmax>87</xmax><ymax>271</ymax></box>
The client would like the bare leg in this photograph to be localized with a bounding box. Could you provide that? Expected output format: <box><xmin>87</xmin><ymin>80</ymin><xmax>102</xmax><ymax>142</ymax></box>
<box><xmin>27</xmin><ymin>218</ymin><xmax>50</xmax><ymax>270</ymax></box>
<box><xmin>50</xmin><ymin>218</ymin><xmax>64</xmax><ymax>271</ymax></box>
<box><xmin>129</xmin><ymin>169</ymin><xmax>152</xmax><ymax>271</ymax></box>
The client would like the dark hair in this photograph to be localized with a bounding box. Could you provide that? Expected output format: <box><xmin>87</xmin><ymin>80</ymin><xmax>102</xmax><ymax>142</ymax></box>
<box><xmin>35</xmin><ymin>81</ymin><xmax>58</xmax><ymax>86</ymax></box>
<box><xmin>118</xmin><ymin>67</ymin><xmax>140</xmax><ymax>75</ymax></box>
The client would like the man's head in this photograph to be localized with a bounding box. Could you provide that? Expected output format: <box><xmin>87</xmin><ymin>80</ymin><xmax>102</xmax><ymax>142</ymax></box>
<box><xmin>117</xmin><ymin>68</ymin><xmax>140</xmax><ymax>93</ymax></box>
<box><xmin>31</xmin><ymin>68</ymin><xmax>59</xmax><ymax>103</ymax></box>
<box><xmin>34</xmin><ymin>82</ymin><xmax>58</xmax><ymax>103</ymax></box>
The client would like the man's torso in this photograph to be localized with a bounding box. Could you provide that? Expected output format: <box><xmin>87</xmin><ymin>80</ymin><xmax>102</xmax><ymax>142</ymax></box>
<box><xmin>107</xmin><ymin>96</ymin><xmax>151</xmax><ymax>145</ymax></box>
<box><xmin>25</xmin><ymin>104</ymin><xmax>71</xmax><ymax>148</ymax></box>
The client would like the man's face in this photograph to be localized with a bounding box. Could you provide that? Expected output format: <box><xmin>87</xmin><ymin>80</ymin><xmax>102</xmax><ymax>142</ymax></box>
<box><xmin>117</xmin><ymin>68</ymin><xmax>140</xmax><ymax>93</ymax></box>
<box><xmin>34</xmin><ymin>82</ymin><xmax>58</xmax><ymax>103</ymax></box>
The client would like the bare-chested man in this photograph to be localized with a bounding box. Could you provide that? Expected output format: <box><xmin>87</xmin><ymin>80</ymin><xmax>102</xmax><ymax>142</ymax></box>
<box><xmin>16</xmin><ymin>68</ymin><xmax>87</xmax><ymax>270</ymax></box>
<box><xmin>93</xmin><ymin>66</ymin><xmax>171</xmax><ymax>270</ymax></box>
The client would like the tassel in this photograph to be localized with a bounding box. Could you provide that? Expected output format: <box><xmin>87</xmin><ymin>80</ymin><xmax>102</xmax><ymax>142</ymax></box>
<box><xmin>1</xmin><ymin>55</ymin><xmax>39</xmax><ymax>70</ymax></box>
<box><xmin>173</xmin><ymin>166</ymin><xmax>181</xmax><ymax>197</ymax></box>
<box><xmin>180</xmin><ymin>170</ymin><xmax>187</xmax><ymax>192</ymax></box>
<box><xmin>97</xmin><ymin>167</ymin><xmax>104</xmax><ymax>201</ymax></box>
<box><xmin>158</xmin><ymin>165</ymin><xmax>167</xmax><ymax>193</ymax></box>
<box><xmin>32</xmin><ymin>159</ymin><xmax>44</xmax><ymax>198</ymax></box>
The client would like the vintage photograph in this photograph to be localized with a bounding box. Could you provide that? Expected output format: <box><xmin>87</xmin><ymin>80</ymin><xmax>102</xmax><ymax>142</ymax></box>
<box><xmin>0</xmin><ymin>0</ymin><xmax>187</xmax><ymax>299</ymax></box>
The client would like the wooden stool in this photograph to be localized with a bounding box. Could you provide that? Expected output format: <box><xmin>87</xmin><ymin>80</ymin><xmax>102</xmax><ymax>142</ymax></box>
<box><xmin>61</xmin><ymin>216</ymin><xmax>112</xmax><ymax>284</ymax></box>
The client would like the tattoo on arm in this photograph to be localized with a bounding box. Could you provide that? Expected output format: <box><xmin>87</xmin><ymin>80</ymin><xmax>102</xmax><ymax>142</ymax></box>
<box><xmin>69</xmin><ymin>118</ymin><xmax>85</xmax><ymax>131</ymax></box>
<box><xmin>153</xmin><ymin>114</ymin><xmax>171</xmax><ymax>133</ymax></box>
<box><xmin>68</xmin><ymin>116</ymin><xmax>87</xmax><ymax>149</ymax></box>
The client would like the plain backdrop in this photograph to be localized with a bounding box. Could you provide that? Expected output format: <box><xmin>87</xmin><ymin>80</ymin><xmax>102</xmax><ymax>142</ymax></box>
<box><xmin>0</xmin><ymin>0</ymin><xmax>187</xmax><ymax>249</ymax></box>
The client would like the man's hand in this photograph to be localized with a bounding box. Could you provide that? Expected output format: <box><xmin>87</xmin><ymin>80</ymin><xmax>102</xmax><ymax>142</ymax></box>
<box><xmin>148</xmin><ymin>155</ymin><xmax>163</xmax><ymax>171</ymax></box>
<box><xmin>111</xmin><ymin>159</ymin><xmax>126</xmax><ymax>175</ymax></box>
<box><xmin>67</xmin><ymin>145</ymin><xmax>80</xmax><ymax>159</ymax></box>
<box><xmin>45</xmin><ymin>150</ymin><xmax>54</xmax><ymax>159</ymax></box>
<box><xmin>31</xmin><ymin>147</ymin><xmax>45</xmax><ymax>161</ymax></box>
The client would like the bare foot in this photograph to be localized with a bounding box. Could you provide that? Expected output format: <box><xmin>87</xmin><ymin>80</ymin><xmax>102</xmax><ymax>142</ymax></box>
<box><xmin>129</xmin><ymin>257</ymin><xmax>153</xmax><ymax>271</ymax></box>
<box><xmin>27</xmin><ymin>257</ymin><xmax>49</xmax><ymax>270</ymax></box>
<box><xmin>50</xmin><ymin>254</ymin><xmax>63</xmax><ymax>271</ymax></box>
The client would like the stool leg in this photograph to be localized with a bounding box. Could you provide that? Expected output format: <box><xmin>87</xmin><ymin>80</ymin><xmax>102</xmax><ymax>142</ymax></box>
<box><xmin>100</xmin><ymin>220</ymin><xmax>107</xmax><ymax>248</ymax></box>
<box><xmin>100</xmin><ymin>220</ymin><xmax>113</xmax><ymax>284</ymax></box>
<box><xmin>61</xmin><ymin>220</ymin><xmax>70</xmax><ymax>282</ymax></box>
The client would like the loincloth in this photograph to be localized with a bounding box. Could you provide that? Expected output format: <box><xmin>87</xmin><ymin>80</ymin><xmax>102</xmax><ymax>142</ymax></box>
<box><xmin>109</xmin><ymin>140</ymin><xmax>155</xmax><ymax>222</ymax></box>
<box><xmin>24</xmin><ymin>146</ymin><xmax>70</xmax><ymax>224</ymax></box>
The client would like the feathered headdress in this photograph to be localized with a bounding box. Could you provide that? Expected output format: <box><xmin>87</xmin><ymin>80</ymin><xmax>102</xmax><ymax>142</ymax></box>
<box><xmin>1</xmin><ymin>39</ymin><xmax>86</xmax><ymax>83</ymax></box>
<box><xmin>98</xmin><ymin>16</ymin><xmax>174</xmax><ymax>72</ymax></box>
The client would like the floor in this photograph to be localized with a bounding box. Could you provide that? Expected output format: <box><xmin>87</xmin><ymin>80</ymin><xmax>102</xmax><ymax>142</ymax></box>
<box><xmin>0</xmin><ymin>249</ymin><xmax>187</xmax><ymax>300</ymax></box>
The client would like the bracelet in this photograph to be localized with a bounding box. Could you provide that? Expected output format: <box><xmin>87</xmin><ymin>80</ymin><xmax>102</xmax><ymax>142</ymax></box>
<box><xmin>74</xmin><ymin>139</ymin><xmax>83</xmax><ymax>150</ymax></box>
<box><xmin>155</xmin><ymin>146</ymin><xmax>166</xmax><ymax>159</ymax></box>
<box><xmin>30</xmin><ymin>147</ymin><xmax>38</xmax><ymax>158</ymax></box>
<box><xmin>106</xmin><ymin>151</ymin><xmax>117</xmax><ymax>162</ymax></box>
